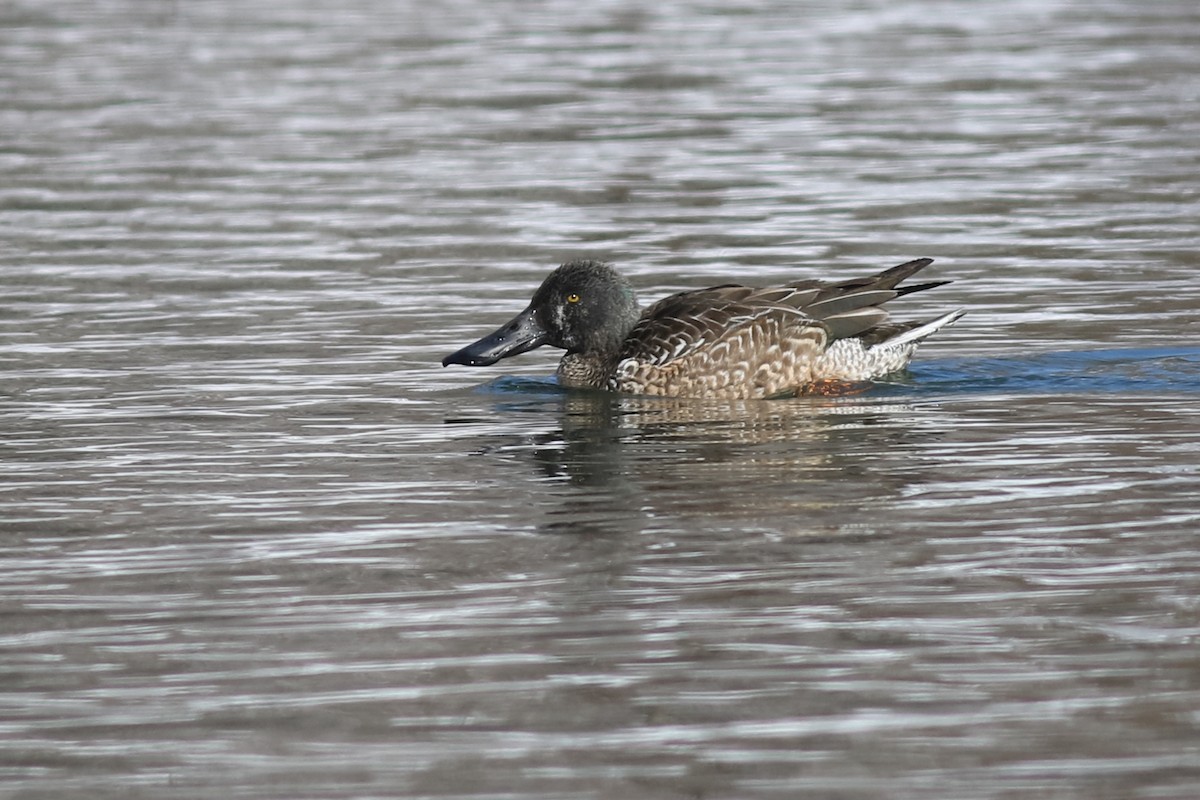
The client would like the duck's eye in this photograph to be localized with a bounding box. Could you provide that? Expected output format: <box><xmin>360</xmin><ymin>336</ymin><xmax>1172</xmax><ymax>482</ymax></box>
<box><xmin>565</xmin><ymin>293</ymin><xmax>581</xmax><ymax>304</ymax></box>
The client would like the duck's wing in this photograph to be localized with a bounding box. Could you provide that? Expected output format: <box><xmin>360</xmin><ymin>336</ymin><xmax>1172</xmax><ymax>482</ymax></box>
<box><xmin>778</xmin><ymin>258</ymin><xmax>948</xmax><ymax>341</ymax></box>
<box><xmin>611</xmin><ymin>286</ymin><xmax>829</xmax><ymax>398</ymax></box>
<box><xmin>621</xmin><ymin>286</ymin><xmax>804</xmax><ymax>364</ymax></box>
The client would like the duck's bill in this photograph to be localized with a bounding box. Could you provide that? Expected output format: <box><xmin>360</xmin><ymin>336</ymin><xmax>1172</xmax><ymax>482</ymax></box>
<box><xmin>442</xmin><ymin>306</ymin><xmax>549</xmax><ymax>367</ymax></box>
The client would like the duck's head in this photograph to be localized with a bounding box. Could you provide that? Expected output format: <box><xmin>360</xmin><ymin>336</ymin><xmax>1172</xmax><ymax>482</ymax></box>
<box><xmin>443</xmin><ymin>260</ymin><xmax>640</xmax><ymax>368</ymax></box>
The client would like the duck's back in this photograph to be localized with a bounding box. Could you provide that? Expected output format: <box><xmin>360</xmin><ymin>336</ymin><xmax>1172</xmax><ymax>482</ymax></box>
<box><xmin>609</xmin><ymin>286</ymin><xmax>831</xmax><ymax>399</ymax></box>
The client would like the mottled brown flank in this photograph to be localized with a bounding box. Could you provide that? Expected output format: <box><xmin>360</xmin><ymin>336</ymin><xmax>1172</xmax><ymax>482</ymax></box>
<box><xmin>610</xmin><ymin>307</ymin><xmax>828</xmax><ymax>399</ymax></box>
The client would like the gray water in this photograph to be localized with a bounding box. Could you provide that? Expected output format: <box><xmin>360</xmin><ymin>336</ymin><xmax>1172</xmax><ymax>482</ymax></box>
<box><xmin>3</xmin><ymin>1</ymin><xmax>1200</xmax><ymax>798</ymax></box>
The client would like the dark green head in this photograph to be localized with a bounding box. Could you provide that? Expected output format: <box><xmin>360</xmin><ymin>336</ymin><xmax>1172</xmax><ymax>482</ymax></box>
<box><xmin>442</xmin><ymin>260</ymin><xmax>641</xmax><ymax>368</ymax></box>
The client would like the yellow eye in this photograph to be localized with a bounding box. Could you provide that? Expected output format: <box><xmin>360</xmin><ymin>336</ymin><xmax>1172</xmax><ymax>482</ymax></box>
<box><xmin>566</xmin><ymin>293</ymin><xmax>581</xmax><ymax>304</ymax></box>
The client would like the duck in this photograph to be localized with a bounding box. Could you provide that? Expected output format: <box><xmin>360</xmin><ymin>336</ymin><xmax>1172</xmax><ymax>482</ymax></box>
<box><xmin>442</xmin><ymin>258</ymin><xmax>963</xmax><ymax>399</ymax></box>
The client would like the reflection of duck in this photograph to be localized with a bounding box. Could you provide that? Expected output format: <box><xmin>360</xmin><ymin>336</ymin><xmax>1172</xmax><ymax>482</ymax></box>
<box><xmin>443</xmin><ymin>258</ymin><xmax>963</xmax><ymax>399</ymax></box>
<box><xmin>461</xmin><ymin>388</ymin><xmax>938</xmax><ymax>535</ymax></box>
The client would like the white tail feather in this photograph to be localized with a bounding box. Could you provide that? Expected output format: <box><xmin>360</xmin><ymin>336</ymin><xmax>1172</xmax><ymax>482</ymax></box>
<box><xmin>875</xmin><ymin>309</ymin><xmax>966</xmax><ymax>351</ymax></box>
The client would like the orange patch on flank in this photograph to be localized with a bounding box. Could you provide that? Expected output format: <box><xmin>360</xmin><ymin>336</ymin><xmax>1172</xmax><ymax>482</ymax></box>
<box><xmin>797</xmin><ymin>379</ymin><xmax>874</xmax><ymax>397</ymax></box>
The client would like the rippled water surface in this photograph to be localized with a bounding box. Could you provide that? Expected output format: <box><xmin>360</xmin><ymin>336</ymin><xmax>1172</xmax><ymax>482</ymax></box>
<box><xmin>3</xmin><ymin>1</ymin><xmax>1200</xmax><ymax>797</ymax></box>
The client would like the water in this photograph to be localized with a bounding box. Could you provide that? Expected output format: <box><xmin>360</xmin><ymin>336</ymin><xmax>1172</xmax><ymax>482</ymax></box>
<box><xmin>3</xmin><ymin>0</ymin><xmax>1200</xmax><ymax>797</ymax></box>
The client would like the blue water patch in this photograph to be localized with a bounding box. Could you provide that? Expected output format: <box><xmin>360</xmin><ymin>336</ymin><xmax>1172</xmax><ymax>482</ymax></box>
<box><xmin>476</xmin><ymin>375</ymin><xmax>565</xmax><ymax>396</ymax></box>
<box><xmin>882</xmin><ymin>346</ymin><xmax>1200</xmax><ymax>397</ymax></box>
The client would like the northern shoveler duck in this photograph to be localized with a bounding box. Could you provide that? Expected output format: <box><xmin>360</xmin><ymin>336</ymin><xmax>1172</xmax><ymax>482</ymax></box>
<box><xmin>442</xmin><ymin>258</ymin><xmax>963</xmax><ymax>399</ymax></box>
